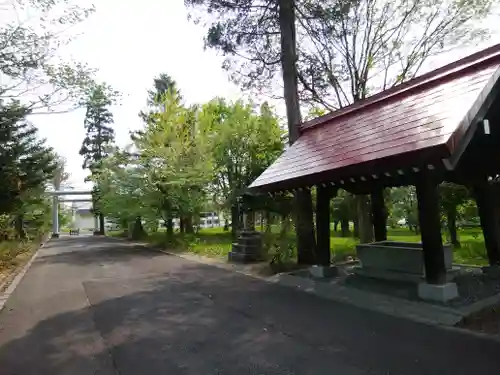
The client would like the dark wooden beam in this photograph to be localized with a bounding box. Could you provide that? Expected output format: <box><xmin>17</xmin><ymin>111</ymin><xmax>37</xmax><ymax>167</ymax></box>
<box><xmin>371</xmin><ymin>187</ymin><xmax>387</xmax><ymax>241</ymax></box>
<box><xmin>415</xmin><ymin>173</ymin><xmax>447</xmax><ymax>284</ymax></box>
<box><xmin>473</xmin><ymin>180</ymin><xmax>500</xmax><ymax>266</ymax></box>
<box><xmin>447</xmin><ymin>68</ymin><xmax>500</xmax><ymax>170</ymax></box>
<box><xmin>316</xmin><ymin>186</ymin><xmax>336</xmax><ymax>266</ymax></box>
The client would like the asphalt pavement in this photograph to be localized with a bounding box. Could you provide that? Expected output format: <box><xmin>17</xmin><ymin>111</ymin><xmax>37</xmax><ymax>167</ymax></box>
<box><xmin>0</xmin><ymin>235</ymin><xmax>499</xmax><ymax>375</ymax></box>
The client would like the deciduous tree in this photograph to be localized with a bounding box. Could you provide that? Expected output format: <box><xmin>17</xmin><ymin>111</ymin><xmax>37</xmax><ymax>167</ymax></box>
<box><xmin>185</xmin><ymin>0</ymin><xmax>320</xmax><ymax>263</ymax></box>
<box><xmin>134</xmin><ymin>89</ymin><xmax>214</xmax><ymax>237</ymax></box>
<box><xmin>199</xmin><ymin>98</ymin><xmax>284</xmax><ymax>239</ymax></box>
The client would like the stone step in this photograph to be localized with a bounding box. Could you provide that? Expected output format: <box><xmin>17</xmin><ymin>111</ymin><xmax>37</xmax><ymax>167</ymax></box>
<box><xmin>231</xmin><ymin>243</ymin><xmax>261</xmax><ymax>255</ymax></box>
<box><xmin>228</xmin><ymin>251</ymin><xmax>260</xmax><ymax>263</ymax></box>
<box><xmin>237</xmin><ymin>237</ymin><xmax>262</xmax><ymax>246</ymax></box>
<box><xmin>239</xmin><ymin>230</ymin><xmax>263</xmax><ymax>238</ymax></box>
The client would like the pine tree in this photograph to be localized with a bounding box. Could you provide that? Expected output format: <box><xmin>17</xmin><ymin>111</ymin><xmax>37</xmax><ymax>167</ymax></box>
<box><xmin>0</xmin><ymin>99</ymin><xmax>57</xmax><ymax>237</ymax></box>
<box><xmin>79</xmin><ymin>84</ymin><xmax>116</xmax><ymax>235</ymax></box>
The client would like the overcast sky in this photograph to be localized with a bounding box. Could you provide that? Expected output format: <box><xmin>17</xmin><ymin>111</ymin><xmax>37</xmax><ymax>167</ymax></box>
<box><xmin>32</xmin><ymin>0</ymin><xmax>241</xmax><ymax>196</ymax></box>
<box><xmin>28</xmin><ymin>0</ymin><xmax>500</xmax><ymax>202</ymax></box>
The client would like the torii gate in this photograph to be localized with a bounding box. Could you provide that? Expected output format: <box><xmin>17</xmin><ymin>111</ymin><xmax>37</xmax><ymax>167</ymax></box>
<box><xmin>49</xmin><ymin>190</ymin><xmax>94</xmax><ymax>238</ymax></box>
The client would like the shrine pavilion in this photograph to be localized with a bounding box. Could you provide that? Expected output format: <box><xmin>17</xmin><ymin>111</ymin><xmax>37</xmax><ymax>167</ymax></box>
<box><xmin>248</xmin><ymin>43</ymin><xmax>500</xmax><ymax>302</ymax></box>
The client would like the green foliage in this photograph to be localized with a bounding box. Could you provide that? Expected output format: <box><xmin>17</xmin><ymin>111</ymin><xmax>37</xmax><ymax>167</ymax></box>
<box><xmin>93</xmin><ymin>72</ymin><xmax>285</xmax><ymax>240</ymax></box>
<box><xmin>440</xmin><ymin>182</ymin><xmax>470</xmax><ymax>211</ymax></box>
<box><xmin>0</xmin><ymin>100</ymin><xmax>57</xmax><ymax>215</ymax></box>
<box><xmin>0</xmin><ymin>98</ymin><xmax>56</xmax><ymax>239</ymax></box>
<box><xmin>147</xmin><ymin>73</ymin><xmax>181</xmax><ymax>105</ymax></box>
<box><xmin>79</xmin><ymin>82</ymin><xmax>118</xmax><ymax>234</ymax></box>
<box><xmin>331</xmin><ymin>190</ymin><xmax>356</xmax><ymax>223</ymax></box>
<box><xmin>200</xmin><ymin>98</ymin><xmax>284</xmax><ymax>209</ymax></box>
<box><xmin>390</xmin><ymin>187</ymin><xmax>419</xmax><ymax>231</ymax></box>
<box><xmin>79</xmin><ymin>83</ymin><xmax>117</xmax><ymax>171</ymax></box>
<box><xmin>135</xmin><ymin>89</ymin><xmax>214</xmax><ymax>223</ymax></box>
<box><xmin>92</xmin><ymin>147</ymin><xmax>151</xmax><ymax>226</ymax></box>
<box><xmin>0</xmin><ymin>0</ymin><xmax>109</xmax><ymax>245</ymax></box>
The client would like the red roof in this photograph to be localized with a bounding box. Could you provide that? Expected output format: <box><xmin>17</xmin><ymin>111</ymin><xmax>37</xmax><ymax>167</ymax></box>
<box><xmin>250</xmin><ymin>44</ymin><xmax>500</xmax><ymax>192</ymax></box>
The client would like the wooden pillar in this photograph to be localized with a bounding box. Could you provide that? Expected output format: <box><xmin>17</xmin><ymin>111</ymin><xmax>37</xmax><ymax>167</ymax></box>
<box><xmin>473</xmin><ymin>180</ymin><xmax>500</xmax><ymax>266</ymax></box>
<box><xmin>316</xmin><ymin>186</ymin><xmax>335</xmax><ymax>266</ymax></box>
<box><xmin>371</xmin><ymin>187</ymin><xmax>387</xmax><ymax>241</ymax></box>
<box><xmin>415</xmin><ymin>175</ymin><xmax>447</xmax><ymax>284</ymax></box>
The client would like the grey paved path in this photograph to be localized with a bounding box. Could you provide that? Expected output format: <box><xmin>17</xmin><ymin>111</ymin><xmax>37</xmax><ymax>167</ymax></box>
<box><xmin>0</xmin><ymin>236</ymin><xmax>499</xmax><ymax>375</ymax></box>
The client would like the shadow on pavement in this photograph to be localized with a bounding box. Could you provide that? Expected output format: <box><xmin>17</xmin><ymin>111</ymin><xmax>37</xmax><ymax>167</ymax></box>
<box><xmin>1</xmin><ymin>237</ymin><xmax>500</xmax><ymax>374</ymax></box>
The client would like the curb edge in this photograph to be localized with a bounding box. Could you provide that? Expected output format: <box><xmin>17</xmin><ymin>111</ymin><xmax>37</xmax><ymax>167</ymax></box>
<box><xmin>0</xmin><ymin>236</ymin><xmax>51</xmax><ymax>313</ymax></box>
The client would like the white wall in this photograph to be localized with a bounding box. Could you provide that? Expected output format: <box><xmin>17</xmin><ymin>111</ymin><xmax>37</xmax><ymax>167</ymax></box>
<box><xmin>74</xmin><ymin>215</ymin><xmax>94</xmax><ymax>230</ymax></box>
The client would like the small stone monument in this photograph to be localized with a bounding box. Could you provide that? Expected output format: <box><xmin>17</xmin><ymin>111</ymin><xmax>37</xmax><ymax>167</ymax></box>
<box><xmin>228</xmin><ymin>213</ymin><xmax>263</xmax><ymax>263</ymax></box>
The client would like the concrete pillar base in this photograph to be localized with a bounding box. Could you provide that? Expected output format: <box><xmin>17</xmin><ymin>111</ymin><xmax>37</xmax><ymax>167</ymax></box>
<box><xmin>418</xmin><ymin>282</ymin><xmax>458</xmax><ymax>303</ymax></box>
<box><xmin>309</xmin><ymin>265</ymin><xmax>338</xmax><ymax>278</ymax></box>
<box><xmin>51</xmin><ymin>233</ymin><xmax>60</xmax><ymax>238</ymax></box>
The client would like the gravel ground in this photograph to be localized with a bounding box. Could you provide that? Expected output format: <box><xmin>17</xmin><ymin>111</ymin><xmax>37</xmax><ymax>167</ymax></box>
<box><xmin>457</xmin><ymin>305</ymin><xmax>500</xmax><ymax>336</ymax></box>
<box><xmin>290</xmin><ymin>264</ymin><xmax>500</xmax><ymax>308</ymax></box>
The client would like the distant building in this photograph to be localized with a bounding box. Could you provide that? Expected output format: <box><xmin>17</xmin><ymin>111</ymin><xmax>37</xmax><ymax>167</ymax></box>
<box><xmin>158</xmin><ymin>211</ymin><xmax>226</xmax><ymax>230</ymax></box>
<box><xmin>74</xmin><ymin>208</ymin><xmax>94</xmax><ymax>230</ymax></box>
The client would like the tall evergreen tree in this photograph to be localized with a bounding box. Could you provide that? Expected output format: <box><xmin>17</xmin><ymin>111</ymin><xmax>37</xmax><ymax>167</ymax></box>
<box><xmin>79</xmin><ymin>84</ymin><xmax>117</xmax><ymax>234</ymax></box>
<box><xmin>0</xmin><ymin>99</ymin><xmax>57</xmax><ymax>238</ymax></box>
<box><xmin>147</xmin><ymin>73</ymin><xmax>181</xmax><ymax>106</ymax></box>
<box><xmin>137</xmin><ymin>73</ymin><xmax>181</xmax><ymax>130</ymax></box>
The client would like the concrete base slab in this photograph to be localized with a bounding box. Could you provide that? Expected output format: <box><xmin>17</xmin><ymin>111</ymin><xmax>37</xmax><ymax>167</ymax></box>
<box><xmin>309</xmin><ymin>265</ymin><xmax>338</xmax><ymax>278</ymax></box>
<box><xmin>482</xmin><ymin>265</ymin><xmax>500</xmax><ymax>278</ymax></box>
<box><xmin>418</xmin><ymin>282</ymin><xmax>459</xmax><ymax>303</ymax></box>
<box><xmin>353</xmin><ymin>265</ymin><xmax>459</xmax><ymax>283</ymax></box>
<box><xmin>228</xmin><ymin>251</ymin><xmax>259</xmax><ymax>264</ymax></box>
<box><xmin>51</xmin><ymin>233</ymin><xmax>60</xmax><ymax>238</ymax></box>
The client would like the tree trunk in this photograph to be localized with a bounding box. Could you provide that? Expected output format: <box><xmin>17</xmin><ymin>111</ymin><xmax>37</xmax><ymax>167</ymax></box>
<box><xmin>356</xmin><ymin>195</ymin><xmax>373</xmax><ymax>243</ymax></box>
<box><xmin>231</xmin><ymin>204</ymin><xmax>239</xmax><ymax>240</ymax></box>
<box><xmin>353</xmin><ymin>217</ymin><xmax>359</xmax><ymax>238</ymax></box>
<box><xmin>278</xmin><ymin>0</ymin><xmax>316</xmax><ymax>264</ymax></box>
<box><xmin>131</xmin><ymin>216</ymin><xmax>145</xmax><ymax>240</ymax></box>
<box><xmin>15</xmin><ymin>215</ymin><xmax>26</xmax><ymax>239</ymax></box>
<box><xmin>446</xmin><ymin>206</ymin><xmax>460</xmax><ymax>247</ymax></box>
<box><xmin>265</xmin><ymin>211</ymin><xmax>272</xmax><ymax>233</ymax></box>
<box><xmin>98</xmin><ymin>213</ymin><xmax>105</xmax><ymax>235</ymax></box>
<box><xmin>475</xmin><ymin>181</ymin><xmax>500</xmax><ymax>265</ymax></box>
<box><xmin>179</xmin><ymin>218</ymin><xmax>185</xmax><ymax>233</ymax></box>
<box><xmin>333</xmin><ymin>220</ymin><xmax>339</xmax><ymax>232</ymax></box>
<box><xmin>166</xmin><ymin>218</ymin><xmax>174</xmax><ymax>238</ymax></box>
<box><xmin>185</xmin><ymin>216</ymin><xmax>194</xmax><ymax>234</ymax></box>
<box><xmin>279</xmin><ymin>214</ymin><xmax>292</xmax><ymax>262</ymax></box>
<box><xmin>341</xmin><ymin>219</ymin><xmax>349</xmax><ymax>237</ymax></box>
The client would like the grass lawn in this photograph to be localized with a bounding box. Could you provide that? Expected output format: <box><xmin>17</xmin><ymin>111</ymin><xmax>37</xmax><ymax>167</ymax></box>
<box><xmin>131</xmin><ymin>225</ymin><xmax>488</xmax><ymax>266</ymax></box>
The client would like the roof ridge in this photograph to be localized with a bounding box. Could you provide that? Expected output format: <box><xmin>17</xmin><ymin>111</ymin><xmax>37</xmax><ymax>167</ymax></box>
<box><xmin>301</xmin><ymin>43</ymin><xmax>500</xmax><ymax>131</ymax></box>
